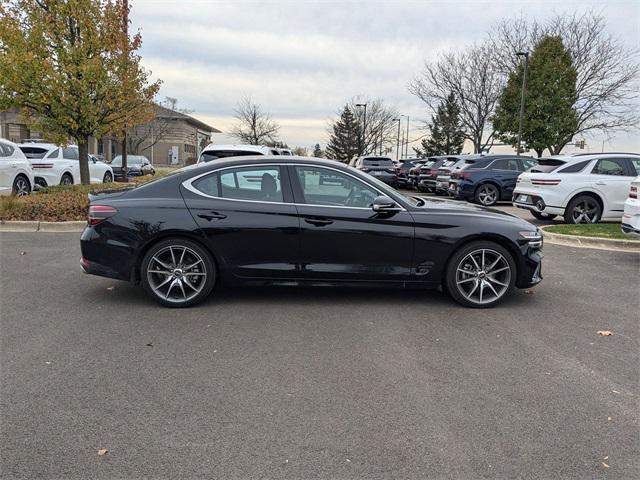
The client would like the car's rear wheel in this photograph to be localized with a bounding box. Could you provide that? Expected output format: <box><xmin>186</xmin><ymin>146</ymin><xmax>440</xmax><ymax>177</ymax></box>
<box><xmin>103</xmin><ymin>172</ymin><xmax>113</xmax><ymax>183</ymax></box>
<box><xmin>140</xmin><ymin>238</ymin><xmax>216</xmax><ymax>308</ymax></box>
<box><xmin>445</xmin><ymin>241</ymin><xmax>516</xmax><ymax>308</ymax></box>
<box><xmin>564</xmin><ymin>195</ymin><xmax>601</xmax><ymax>224</ymax></box>
<box><xmin>60</xmin><ymin>173</ymin><xmax>73</xmax><ymax>186</ymax></box>
<box><xmin>475</xmin><ymin>183</ymin><xmax>499</xmax><ymax>206</ymax></box>
<box><xmin>12</xmin><ymin>175</ymin><xmax>31</xmax><ymax>196</ymax></box>
<box><xmin>530</xmin><ymin>211</ymin><xmax>557</xmax><ymax>221</ymax></box>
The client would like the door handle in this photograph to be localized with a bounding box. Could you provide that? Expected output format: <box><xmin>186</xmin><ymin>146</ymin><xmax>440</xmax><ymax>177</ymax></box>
<box><xmin>304</xmin><ymin>217</ymin><xmax>333</xmax><ymax>226</ymax></box>
<box><xmin>197</xmin><ymin>211</ymin><xmax>227</xmax><ymax>221</ymax></box>
<box><xmin>595</xmin><ymin>181</ymin><xmax>607</xmax><ymax>185</ymax></box>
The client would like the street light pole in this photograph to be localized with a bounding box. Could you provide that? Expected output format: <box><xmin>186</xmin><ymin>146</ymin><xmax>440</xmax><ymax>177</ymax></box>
<box><xmin>355</xmin><ymin>103</ymin><xmax>367</xmax><ymax>156</ymax></box>
<box><xmin>516</xmin><ymin>51</ymin><xmax>529</xmax><ymax>156</ymax></box>
<box><xmin>393</xmin><ymin>118</ymin><xmax>401</xmax><ymax>160</ymax></box>
<box><xmin>400</xmin><ymin>114</ymin><xmax>409</xmax><ymax>159</ymax></box>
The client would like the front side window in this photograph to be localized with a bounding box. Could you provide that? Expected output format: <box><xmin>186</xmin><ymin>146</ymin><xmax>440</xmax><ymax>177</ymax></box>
<box><xmin>295</xmin><ymin>166</ymin><xmax>378</xmax><ymax>208</ymax></box>
<box><xmin>0</xmin><ymin>144</ymin><xmax>12</xmax><ymax>157</ymax></box>
<box><xmin>521</xmin><ymin>159</ymin><xmax>538</xmax><ymax>170</ymax></box>
<box><xmin>592</xmin><ymin>158</ymin><xmax>627</xmax><ymax>176</ymax></box>
<box><xmin>62</xmin><ymin>147</ymin><xmax>79</xmax><ymax>160</ymax></box>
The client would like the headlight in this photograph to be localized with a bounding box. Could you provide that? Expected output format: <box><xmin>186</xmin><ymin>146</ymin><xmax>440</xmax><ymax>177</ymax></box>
<box><xmin>519</xmin><ymin>230</ymin><xmax>543</xmax><ymax>248</ymax></box>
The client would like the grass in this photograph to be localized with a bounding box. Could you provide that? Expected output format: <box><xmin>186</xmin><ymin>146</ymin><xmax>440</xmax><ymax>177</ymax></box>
<box><xmin>1</xmin><ymin>172</ymin><xmax>168</xmax><ymax>222</ymax></box>
<box><xmin>544</xmin><ymin>223</ymin><xmax>638</xmax><ymax>241</ymax></box>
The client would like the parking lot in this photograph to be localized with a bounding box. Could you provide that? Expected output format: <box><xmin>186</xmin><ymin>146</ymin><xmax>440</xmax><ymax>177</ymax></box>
<box><xmin>1</xmin><ymin>231</ymin><xmax>638</xmax><ymax>479</ymax></box>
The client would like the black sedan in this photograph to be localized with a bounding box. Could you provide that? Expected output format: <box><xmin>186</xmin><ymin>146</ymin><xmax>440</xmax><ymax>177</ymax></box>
<box><xmin>80</xmin><ymin>156</ymin><xmax>543</xmax><ymax>308</ymax></box>
<box><xmin>110</xmin><ymin>155</ymin><xmax>155</xmax><ymax>180</ymax></box>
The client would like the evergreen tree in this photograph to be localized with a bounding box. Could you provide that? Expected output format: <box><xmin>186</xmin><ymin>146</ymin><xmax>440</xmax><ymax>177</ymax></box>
<box><xmin>493</xmin><ymin>36</ymin><xmax>578</xmax><ymax>157</ymax></box>
<box><xmin>313</xmin><ymin>144</ymin><xmax>324</xmax><ymax>157</ymax></box>
<box><xmin>325</xmin><ymin>106</ymin><xmax>360</xmax><ymax>162</ymax></box>
<box><xmin>414</xmin><ymin>93</ymin><xmax>465</xmax><ymax>157</ymax></box>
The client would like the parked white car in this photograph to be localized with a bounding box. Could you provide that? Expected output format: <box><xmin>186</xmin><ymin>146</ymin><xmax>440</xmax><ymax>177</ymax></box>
<box><xmin>0</xmin><ymin>138</ymin><xmax>34</xmax><ymax>196</ymax></box>
<box><xmin>621</xmin><ymin>176</ymin><xmax>640</xmax><ymax>236</ymax></box>
<box><xmin>198</xmin><ymin>144</ymin><xmax>281</xmax><ymax>163</ymax></box>
<box><xmin>513</xmin><ymin>153</ymin><xmax>640</xmax><ymax>224</ymax></box>
<box><xmin>18</xmin><ymin>142</ymin><xmax>113</xmax><ymax>186</ymax></box>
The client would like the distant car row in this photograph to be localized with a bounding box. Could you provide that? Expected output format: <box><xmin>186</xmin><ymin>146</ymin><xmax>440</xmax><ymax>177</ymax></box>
<box><xmin>0</xmin><ymin>138</ymin><xmax>158</xmax><ymax>196</ymax></box>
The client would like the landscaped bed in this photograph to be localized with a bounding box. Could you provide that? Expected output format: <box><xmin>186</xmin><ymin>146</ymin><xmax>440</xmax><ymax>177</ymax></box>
<box><xmin>544</xmin><ymin>223</ymin><xmax>639</xmax><ymax>241</ymax></box>
<box><xmin>0</xmin><ymin>175</ymin><xmax>162</xmax><ymax>222</ymax></box>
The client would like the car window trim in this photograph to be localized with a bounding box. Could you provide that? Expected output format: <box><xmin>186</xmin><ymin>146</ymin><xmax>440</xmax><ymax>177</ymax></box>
<box><xmin>182</xmin><ymin>162</ymin><xmax>407</xmax><ymax>211</ymax></box>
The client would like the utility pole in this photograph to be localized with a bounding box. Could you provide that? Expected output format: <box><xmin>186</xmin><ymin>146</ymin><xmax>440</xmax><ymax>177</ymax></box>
<box><xmin>400</xmin><ymin>114</ymin><xmax>409</xmax><ymax>159</ymax></box>
<box><xmin>393</xmin><ymin>118</ymin><xmax>401</xmax><ymax>160</ymax></box>
<box><xmin>516</xmin><ymin>51</ymin><xmax>529</xmax><ymax>156</ymax></box>
<box><xmin>355</xmin><ymin>103</ymin><xmax>367</xmax><ymax>156</ymax></box>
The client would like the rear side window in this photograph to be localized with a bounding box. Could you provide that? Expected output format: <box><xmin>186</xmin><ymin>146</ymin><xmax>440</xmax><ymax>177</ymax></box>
<box><xmin>592</xmin><ymin>158</ymin><xmax>628</xmax><ymax>176</ymax></box>
<box><xmin>200</xmin><ymin>150</ymin><xmax>263</xmax><ymax>162</ymax></box>
<box><xmin>521</xmin><ymin>159</ymin><xmax>538</xmax><ymax>170</ymax></box>
<box><xmin>192</xmin><ymin>173</ymin><xmax>219</xmax><ymax>196</ymax></box>
<box><xmin>490</xmin><ymin>159</ymin><xmax>520</xmax><ymax>170</ymax></box>
<box><xmin>62</xmin><ymin>147</ymin><xmax>79</xmax><ymax>160</ymax></box>
<box><xmin>558</xmin><ymin>160</ymin><xmax>591</xmax><ymax>173</ymax></box>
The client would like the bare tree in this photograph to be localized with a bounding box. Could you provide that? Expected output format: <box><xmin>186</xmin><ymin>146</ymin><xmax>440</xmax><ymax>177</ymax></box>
<box><xmin>347</xmin><ymin>96</ymin><xmax>399</xmax><ymax>156</ymax></box>
<box><xmin>409</xmin><ymin>42</ymin><xmax>503</xmax><ymax>153</ymax></box>
<box><xmin>126</xmin><ymin>97</ymin><xmax>192</xmax><ymax>156</ymax></box>
<box><xmin>490</xmin><ymin>12</ymin><xmax>640</xmax><ymax>142</ymax></box>
<box><xmin>230</xmin><ymin>96</ymin><xmax>280</xmax><ymax>145</ymax></box>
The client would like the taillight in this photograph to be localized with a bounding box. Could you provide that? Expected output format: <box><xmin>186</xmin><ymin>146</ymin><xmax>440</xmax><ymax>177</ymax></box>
<box><xmin>531</xmin><ymin>179</ymin><xmax>562</xmax><ymax>186</ymax></box>
<box><xmin>31</xmin><ymin>163</ymin><xmax>54</xmax><ymax>169</ymax></box>
<box><xmin>88</xmin><ymin>205</ymin><xmax>118</xmax><ymax>226</ymax></box>
<box><xmin>630</xmin><ymin>186</ymin><xmax>638</xmax><ymax>199</ymax></box>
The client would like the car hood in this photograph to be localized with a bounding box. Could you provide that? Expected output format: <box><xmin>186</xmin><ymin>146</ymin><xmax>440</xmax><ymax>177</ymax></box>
<box><xmin>411</xmin><ymin>197</ymin><xmax>534</xmax><ymax>227</ymax></box>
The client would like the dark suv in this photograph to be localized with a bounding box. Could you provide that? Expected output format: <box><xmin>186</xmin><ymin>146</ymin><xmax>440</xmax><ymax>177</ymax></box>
<box><xmin>353</xmin><ymin>156</ymin><xmax>398</xmax><ymax>186</ymax></box>
<box><xmin>450</xmin><ymin>155</ymin><xmax>537</xmax><ymax>206</ymax></box>
<box><xmin>416</xmin><ymin>156</ymin><xmax>448</xmax><ymax>193</ymax></box>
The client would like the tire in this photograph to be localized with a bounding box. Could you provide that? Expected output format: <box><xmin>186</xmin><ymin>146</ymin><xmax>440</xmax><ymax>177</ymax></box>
<box><xmin>445</xmin><ymin>241</ymin><xmax>516</xmax><ymax>308</ymax></box>
<box><xmin>564</xmin><ymin>195</ymin><xmax>602</xmax><ymax>224</ymax></box>
<box><xmin>530</xmin><ymin>211</ymin><xmax>557</xmax><ymax>221</ymax></box>
<box><xmin>60</xmin><ymin>173</ymin><xmax>74</xmax><ymax>186</ymax></box>
<box><xmin>140</xmin><ymin>238</ymin><xmax>216</xmax><ymax>308</ymax></box>
<box><xmin>103</xmin><ymin>172</ymin><xmax>113</xmax><ymax>183</ymax></box>
<box><xmin>12</xmin><ymin>175</ymin><xmax>31</xmax><ymax>196</ymax></box>
<box><xmin>474</xmin><ymin>183</ymin><xmax>499</xmax><ymax>206</ymax></box>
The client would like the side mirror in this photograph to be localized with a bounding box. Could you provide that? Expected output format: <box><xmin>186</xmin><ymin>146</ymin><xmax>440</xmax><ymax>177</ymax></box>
<box><xmin>92</xmin><ymin>158</ymin><xmax>97</xmax><ymax>164</ymax></box>
<box><xmin>372</xmin><ymin>195</ymin><xmax>401</xmax><ymax>213</ymax></box>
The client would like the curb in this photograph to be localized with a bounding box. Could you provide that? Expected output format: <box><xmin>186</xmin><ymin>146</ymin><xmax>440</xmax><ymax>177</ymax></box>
<box><xmin>540</xmin><ymin>226</ymin><xmax>640</xmax><ymax>253</ymax></box>
<box><xmin>0</xmin><ymin>220</ymin><xmax>85</xmax><ymax>233</ymax></box>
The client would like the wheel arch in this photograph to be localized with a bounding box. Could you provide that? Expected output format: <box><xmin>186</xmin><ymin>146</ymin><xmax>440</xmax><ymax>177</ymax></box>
<box><xmin>130</xmin><ymin>232</ymin><xmax>222</xmax><ymax>284</ymax></box>
<box><xmin>565</xmin><ymin>189</ymin><xmax>605</xmax><ymax>213</ymax></box>
<box><xmin>474</xmin><ymin>180</ymin><xmax>502</xmax><ymax>198</ymax></box>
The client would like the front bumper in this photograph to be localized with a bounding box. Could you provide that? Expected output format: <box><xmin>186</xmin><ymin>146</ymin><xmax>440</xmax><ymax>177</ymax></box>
<box><xmin>517</xmin><ymin>245</ymin><xmax>543</xmax><ymax>289</ymax></box>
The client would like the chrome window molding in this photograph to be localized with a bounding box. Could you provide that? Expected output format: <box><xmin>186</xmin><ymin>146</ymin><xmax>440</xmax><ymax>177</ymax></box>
<box><xmin>181</xmin><ymin>162</ymin><xmax>407</xmax><ymax>212</ymax></box>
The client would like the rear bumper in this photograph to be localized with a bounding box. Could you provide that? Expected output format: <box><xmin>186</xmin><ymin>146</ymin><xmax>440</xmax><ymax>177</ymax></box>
<box><xmin>80</xmin><ymin>225</ymin><xmax>136</xmax><ymax>282</ymax></box>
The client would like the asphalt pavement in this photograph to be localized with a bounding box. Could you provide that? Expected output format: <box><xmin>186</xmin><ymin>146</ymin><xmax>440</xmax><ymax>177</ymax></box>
<box><xmin>1</xmin><ymin>233</ymin><xmax>638</xmax><ymax>479</ymax></box>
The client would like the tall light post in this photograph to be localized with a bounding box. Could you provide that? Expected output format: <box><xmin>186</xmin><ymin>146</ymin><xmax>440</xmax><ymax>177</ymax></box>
<box><xmin>516</xmin><ymin>51</ymin><xmax>529</xmax><ymax>156</ymax></box>
<box><xmin>355</xmin><ymin>103</ymin><xmax>367</xmax><ymax>156</ymax></box>
<box><xmin>400</xmin><ymin>114</ymin><xmax>409</xmax><ymax>159</ymax></box>
<box><xmin>392</xmin><ymin>118</ymin><xmax>401</xmax><ymax>160</ymax></box>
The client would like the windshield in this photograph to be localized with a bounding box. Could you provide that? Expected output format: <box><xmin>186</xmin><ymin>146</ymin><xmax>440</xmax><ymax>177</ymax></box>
<box><xmin>348</xmin><ymin>165</ymin><xmax>419</xmax><ymax>206</ymax></box>
<box><xmin>363</xmin><ymin>158</ymin><xmax>394</xmax><ymax>166</ymax></box>
<box><xmin>111</xmin><ymin>156</ymin><xmax>143</xmax><ymax>166</ymax></box>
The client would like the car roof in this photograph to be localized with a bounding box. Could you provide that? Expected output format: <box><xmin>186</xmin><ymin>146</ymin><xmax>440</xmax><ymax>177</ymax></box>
<box><xmin>201</xmin><ymin>144</ymin><xmax>273</xmax><ymax>153</ymax></box>
<box><xmin>0</xmin><ymin>137</ymin><xmax>17</xmax><ymax>146</ymax></box>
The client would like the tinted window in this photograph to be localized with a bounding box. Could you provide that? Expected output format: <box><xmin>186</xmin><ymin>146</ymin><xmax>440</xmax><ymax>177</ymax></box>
<box><xmin>362</xmin><ymin>158</ymin><xmax>394</xmax><ymax>166</ymax></box>
<box><xmin>295</xmin><ymin>166</ymin><xmax>378</xmax><ymax>208</ymax></box>
<box><xmin>491</xmin><ymin>159</ymin><xmax>520</xmax><ymax>170</ymax></box>
<box><xmin>219</xmin><ymin>166</ymin><xmax>283</xmax><ymax>202</ymax></box>
<box><xmin>558</xmin><ymin>160</ymin><xmax>591</xmax><ymax>173</ymax></box>
<box><xmin>521</xmin><ymin>159</ymin><xmax>538</xmax><ymax>170</ymax></box>
<box><xmin>192</xmin><ymin>173</ymin><xmax>219</xmax><ymax>197</ymax></box>
<box><xmin>19</xmin><ymin>146</ymin><xmax>50</xmax><ymax>159</ymax></box>
<box><xmin>628</xmin><ymin>158</ymin><xmax>640</xmax><ymax>175</ymax></box>
<box><xmin>44</xmin><ymin>148</ymin><xmax>60</xmax><ymax>159</ymax></box>
<box><xmin>592</xmin><ymin>158</ymin><xmax>627</xmax><ymax>176</ymax></box>
<box><xmin>200</xmin><ymin>150</ymin><xmax>263</xmax><ymax>162</ymax></box>
<box><xmin>62</xmin><ymin>147</ymin><xmax>79</xmax><ymax>160</ymax></box>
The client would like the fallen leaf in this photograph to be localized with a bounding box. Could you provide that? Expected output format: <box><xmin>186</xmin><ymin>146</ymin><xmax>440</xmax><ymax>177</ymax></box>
<box><xmin>602</xmin><ymin>462</ymin><xmax>609</xmax><ymax>468</ymax></box>
<box><xmin>346</xmin><ymin>458</ymin><xmax>351</xmax><ymax>463</ymax></box>
<box><xmin>597</xmin><ymin>330</ymin><xmax>612</xmax><ymax>336</ymax></box>
<box><xmin>604</xmin><ymin>456</ymin><xmax>609</xmax><ymax>460</ymax></box>
<box><xmin>524</xmin><ymin>289</ymin><xmax>535</xmax><ymax>295</ymax></box>
<box><xmin>97</xmin><ymin>449</ymin><xmax>108</xmax><ymax>456</ymax></box>
<box><xmin>145</xmin><ymin>343</ymin><xmax>153</xmax><ymax>347</ymax></box>
<box><xmin>607</xmin><ymin>417</ymin><xmax>612</xmax><ymax>421</ymax></box>
<box><xmin>612</xmin><ymin>390</ymin><xmax>620</xmax><ymax>394</ymax></box>
<box><xmin>45</xmin><ymin>361</ymin><xmax>51</xmax><ymax>365</ymax></box>
<box><xmin>20</xmin><ymin>251</ymin><xmax>26</xmax><ymax>256</ymax></box>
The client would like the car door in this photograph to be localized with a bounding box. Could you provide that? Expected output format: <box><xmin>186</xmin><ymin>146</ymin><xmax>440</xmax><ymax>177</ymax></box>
<box><xmin>490</xmin><ymin>158</ymin><xmax>521</xmax><ymax>199</ymax></box>
<box><xmin>60</xmin><ymin>146</ymin><xmax>81</xmax><ymax>183</ymax></box>
<box><xmin>289</xmin><ymin>164</ymin><xmax>414</xmax><ymax>282</ymax></box>
<box><xmin>590</xmin><ymin>158</ymin><xmax>637</xmax><ymax>215</ymax></box>
<box><xmin>181</xmin><ymin>164</ymin><xmax>302</xmax><ymax>279</ymax></box>
<box><xmin>0</xmin><ymin>144</ymin><xmax>12</xmax><ymax>192</ymax></box>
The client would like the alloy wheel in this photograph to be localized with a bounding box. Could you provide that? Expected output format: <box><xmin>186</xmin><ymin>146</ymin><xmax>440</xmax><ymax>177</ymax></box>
<box><xmin>455</xmin><ymin>248</ymin><xmax>511</xmax><ymax>305</ymax></box>
<box><xmin>60</xmin><ymin>175</ymin><xmax>73</xmax><ymax>185</ymax></box>
<box><xmin>571</xmin><ymin>199</ymin><xmax>599</xmax><ymax>223</ymax></box>
<box><xmin>14</xmin><ymin>177</ymin><xmax>30</xmax><ymax>196</ymax></box>
<box><xmin>477</xmin><ymin>185</ymin><xmax>498</xmax><ymax>206</ymax></box>
<box><xmin>103</xmin><ymin>172</ymin><xmax>113</xmax><ymax>183</ymax></box>
<box><xmin>146</xmin><ymin>245</ymin><xmax>207</xmax><ymax>304</ymax></box>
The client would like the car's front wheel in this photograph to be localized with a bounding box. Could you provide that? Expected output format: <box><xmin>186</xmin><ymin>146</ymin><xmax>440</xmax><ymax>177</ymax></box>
<box><xmin>445</xmin><ymin>241</ymin><xmax>516</xmax><ymax>308</ymax></box>
<box><xmin>564</xmin><ymin>195</ymin><xmax>601</xmax><ymax>224</ymax></box>
<box><xmin>103</xmin><ymin>172</ymin><xmax>113</xmax><ymax>183</ymax></box>
<box><xmin>140</xmin><ymin>238</ymin><xmax>216</xmax><ymax>308</ymax></box>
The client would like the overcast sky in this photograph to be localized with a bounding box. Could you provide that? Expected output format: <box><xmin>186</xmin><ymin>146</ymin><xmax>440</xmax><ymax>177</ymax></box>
<box><xmin>131</xmin><ymin>0</ymin><xmax>639</xmax><ymax>154</ymax></box>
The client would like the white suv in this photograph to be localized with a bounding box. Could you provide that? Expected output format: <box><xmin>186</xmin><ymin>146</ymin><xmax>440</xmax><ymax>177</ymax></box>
<box><xmin>198</xmin><ymin>144</ymin><xmax>280</xmax><ymax>163</ymax></box>
<box><xmin>513</xmin><ymin>153</ymin><xmax>640</xmax><ymax>224</ymax></box>
<box><xmin>622</xmin><ymin>176</ymin><xmax>640</xmax><ymax>236</ymax></box>
<box><xmin>0</xmin><ymin>138</ymin><xmax>34</xmax><ymax>196</ymax></box>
